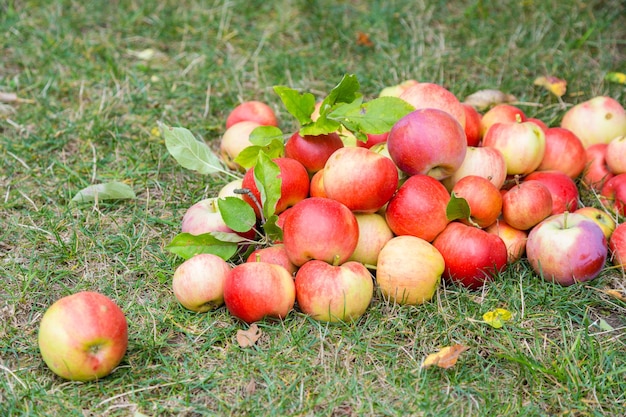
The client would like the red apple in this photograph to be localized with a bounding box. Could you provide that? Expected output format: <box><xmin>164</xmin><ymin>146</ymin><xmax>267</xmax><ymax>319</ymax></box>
<box><xmin>526</xmin><ymin>212</ymin><xmax>608</xmax><ymax>286</ymax></box>
<box><xmin>536</xmin><ymin>127</ymin><xmax>587</xmax><ymax>178</ymax></box>
<box><xmin>225</xmin><ymin>100</ymin><xmax>278</xmax><ymax>129</ymax></box>
<box><xmin>462</xmin><ymin>103</ymin><xmax>482</xmax><ymax>146</ymax></box>
<box><xmin>385</xmin><ymin>174</ymin><xmax>451</xmax><ymax>242</ymax></box>
<box><xmin>480</xmin><ymin>104</ymin><xmax>526</xmax><ymax>138</ymax></box>
<box><xmin>485</xmin><ymin>219</ymin><xmax>528</xmax><ymax>263</ymax></box>
<box><xmin>282</xmin><ymin>197</ymin><xmax>359</xmax><ymax>266</ymax></box>
<box><xmin>560</xmin><ymin>96</ymin><xmax>626</xmax><ymax>148</ymax></box>
<box><xmin>387</xmin><ymin>108</ymin><xmax>467</xmax><ymax>179</ymax></box>
<box><xmin>599</xmin><ymin>173</ymin><xmax>626</xmax><ymax>217</ymax></box>
<box><xmin>606</xmin><ymin>135</ymin><xmax>626</xmax><ymax>174</ymax></box>
<box><xmin>323</xmin><ymin>147</ymin><xmax>399</xmax><ymax>213</ymax></box>
<box><xmin>172</xmin><ymin>254</ymin><xmax>231</xmax><ymax>312</ymax></box>
<box><xmin>399</xmin><ymin>82</ymin><xmax>466</xmax><ymax>128</ymax></box>
<box><xmin>524</xmin><ymin>170</ymin><xmax>579</xmax><ymax>215</ymax></box>
<box><xmin>502</xmin><ymin>180</ymin><xmax>553</xmax><ymax>230</ymax></box>
<box><xmin>309</xmin><ymin>169</ymin><xmax>327</xmax><ymax>198</ymax></box>
<box><xmin>376</xmin><ymin>235</ymin><xmax>444</xmax><ymax>305</ymax></box>
<box><xmin>451</xmin><ymin>175</ymin><xmax>503</xmax><ymax>228</ymax></box>
<box><xmin>348</xmin><ymin>212</ymin><xmax>394</xmax><ymax>266</ymax></box>
<box><xmin>582</xmin><ymin>143</ymin><xmax>615</xmax><ymax>190</ymax></box>
<box><xmin>441</xmin><ymin>146</ymin><xmax>507</xmax><ymax>191</ymax></box>
<box><xmin>574</xmin><ymin>207</ymin><xmax>617</xmax><ymax>240</ymax></box>
<box><xmin>357</xmin><ymin>131</ymin><xmax>389</xmax><ymax>149</ymax></box>
<box><xmin>220</xmin><ymin>120</ymin><xmax>262</xmax><ymax>171</ymax></box>
<box><xmin>482</xmin><ymin>121</ymin><xmax>546</xmax><ymax>175</ymax></box>
<box><xmin>284</xmin><ymin>131</ymin><xmax>344</xmax><ymax>174</ymax></box>
<box><xmin>223</xmin><ymin>262</ymin><xmax>296</xmax><ymax>323</ymax></box>
<box><xmin>247</xmin><ymin>244</ymin><xmax>299</xmax><ymax>276</ymax></box>
<box><xmin>295</xmin><ymin>260</ymin><xmax>373</xmax><ymax>323</ymax></box>
<box><xmin>527</xmin><ymin>117</ymin><xmax>549</xmax><ymax>132</ymax></box>
<box><xmin>38</xmin><ymin>291</ymin><xmax>128</xmax><ymax>381</ymax></box>
<box><xmin>379</xmin><ymin>79</ymin><xmax>419</xmax><ymax>97</ymax></box>
<box><xmin>181</xmin><ymin>197</ymin><xmax>255</xmax><ymax>239</ymax></box>
<box><xmin>609</xmin><ymin>222</ymin><xmax>626</xmax><ymax>269</ymax></box>
<box><xmin>432</xmin><ymin>222</ymin><xmax>508</xmax><ymax>290</ymax></box>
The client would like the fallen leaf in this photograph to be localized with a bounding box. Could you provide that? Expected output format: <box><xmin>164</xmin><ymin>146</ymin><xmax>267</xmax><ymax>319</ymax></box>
<box><xmin>236</xmin><ymin>323</ymin><xmax>262</xmax><ymax>348</ymax></box>
<box><xmin>605</xmin><ymin>72</ymin><xmax>626</xmax><ymax>85</ymax></box>
<box><xmin>534</xmin><ymin>76</ymin><xmax>567</xmax><ymax>98</ymax></box>
<box><xmin>483</xmin><ymin>308</ymin><xmax>513</xmax><ymax>329</ymax></box>
<box><xmin>422</xmin><ymin>344</ymin><xmax>469</xmax><ymax>369</ymax></box>
<box><xmin>244</xmin><ymin>378</ymin><xmax>256</xmax><ymax>396</ymax></box>
<box><xmin>356</xmin><ymin>31</ymin><xmax>374</xmax><ymax>47</ymax></box>
<box><xmin>463</xmin><ymin>89</ymin><xmax>517</xmax><ymax>111</ymax></box>
<box><xmin>601</xmin><ymin>289</ymin><xmax>626</xmax><ymax>302</ymax></box>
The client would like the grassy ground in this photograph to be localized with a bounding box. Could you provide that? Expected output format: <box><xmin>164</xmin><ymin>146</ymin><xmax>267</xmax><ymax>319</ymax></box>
<box><xmin>1</xmin><ymin>0</ymin><xmax>626</xmax><ymax>415</ymax></box>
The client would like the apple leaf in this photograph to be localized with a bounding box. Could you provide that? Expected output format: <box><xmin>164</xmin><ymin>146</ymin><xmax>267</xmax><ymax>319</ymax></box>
<box><xmin>233</xmin><ymin>139</ymin><xmax>284</xmax><ymax>170</ymax></box>
<box><xmin>482</xmin><ymin>308</ymin><xmax>513</xmax><ymax>329</ymax></box>
<box><xmin>463</xmin><ymin>89</ymin><xmax>518</xmax><ymax>111</ymax></box>
<box><xmin>605</xmin><ymin>72</ymin><xmax>626</xmax><ymax>85</ymax></box>
<box><xmin>262</xmin><ymin>214</ymin><xmax>283</xmax><ymax>243</ymax></box>
<box><xmin>165</xmin><ymin>232</ymin><xmax>239</xmax><ymax>260</ymax></box>
<box><xmin>421</xmin><ymin>344</ymin><xmax>470</xmax><ymax>369</ymax></box>
<box><xmin>217</xmin><ymin>197</ymin><xmax>257</xmax><ymax>233</ymax></box>
<box><xmin>249</xmin><ymin>125</ymin><xmax>285</xmax><ymax>146</ymax></box>
<box><xmin>318</xmin><ymin>73</ymin><xmax>361</xmax><ymax>116</ymax></box>
<box><xmin>299</xmin><ymin>115</ymin><xmax>343</xmax><ymax>137</ymax></box>
<box><xmin>71</xmin><ymin>181</ymin><xmax>137</xmax><ymax>203</ymax></box>
<box><xmin>446</xmin><ymin>192</ymin><xmax>472</xmax><ymax>222</ymax></box>
<box><xmin>273</xmin><ymin>86</ymin><xmax>316</xmax><ymax>126</ymax></box>
<box><xmin>253</xmin><ymin>152</ymin><xmax>282</xmax><ymax>222</ymax></box>
<box><xmin>237</xmin><ymin>323</ymin><xmax>262</xmax><ymax>348</ymax></box>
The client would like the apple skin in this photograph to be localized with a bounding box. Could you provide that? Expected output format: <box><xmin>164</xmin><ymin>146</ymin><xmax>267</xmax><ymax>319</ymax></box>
<box><xmin>247</xmin><ymin>244</ymin><xmax>299</xmax><ymax>276</ymax></box>
<box><xmin>526</xmin><ymin>213</ymin><xmax>608</xmax><ymax>286</ymax></box>
<box><xmin>284</xmin><ymin>131</ymin><xmax>344</xmax><ymax>174</ymax></box>
<box><xmin>282</xmin><ymin>197</ymin><xmax>359</xmax><ymax>266</ymax></box>
<box><xmin>574</xmin><ymin>207</ymin><xmax>617</xmax><ymax>240</ymax></box>
<box><xmin>225</xmin><ymin>100</ymin><xmax>278</xmax><ymax>129</ymax></box>
<box><xmin>536</xmin><ymin>127</ymin><xmax>587</xmax><ymax>179</ymax></box>
<box><xmin>172</xmin><ymin>254</ymin><xmax>231</xmax><ymax>312</ymax></box>
<box><xmin>462</xmin><ymin>103</ymin><xmax>482</xmax><ymax>146</ymax></box>
<box><xmin>524</xmin><ymin>170</ymin><xmax>579</xmax><ymax>215</ymax></box>
<box><xmin>309</xmin><ymin>169</ymin><xmax>327</xmax><ymax>198</ymax></box>
<box><xmin>376</xmin><ymin>235</ymin><xmax>444</xmax><ymax>305</ymax></box>
<box><xmin>482</xmin><ymin>121</ymin><xmax>546</xmax><ymax>176</ymax></box>
<box><xmin>38</xmin><ymin>291</ymin><xmax>128</xmax><ymax>381</ymax></box>
<box><xmin>217</xmin><ymin>179</ymin><xmax>244</xmax><ymax>200</ymax></box>
<box><xmin>348</xmin><ymin>212</ymin><xmax>395</xmax><ymax>266</ymax></box>
<box><xmin>295</xmin><ymin>260</ymin><xmax>373</xmax><ymax>323</ymax></box>
<box><xmin>223</xmin><ymin>262</ymin><xmax>296</xmax><ymax>323</ymax></box>
<box><xmin>441</xmin><ymin>146</ymin><xmax>507</xmax><ymax>191</ymax></box>
<box><xmin>385</xmin><ymin>174</ymin><xmax>451</xmax><ymax>242</ymax></box>
<box><xmin>220</xmin><ymin>120</ymin><xmax>262</xmax><ymax>171</ymax></box>
<box><xmin>451</xmin><ymin>175</ymin><xmax>503</xmax><ymax>228</ymax></box>
<box><xmin>582</xmin><ymin>143</ymin><xmax>615</xmax><ymax>190</ymax></box>
<box><xmin>379</xmin><ymin>79</ymin><xmax>419</xmax><ymax>97</ymax></box>
<box><xmin>387</xmin><ymin>108</ymin><xmax>467</xmax><ymax>179</ymax></box>
<box><xmin>480</xmin><ymin>104</ymin><xmax>526</xmax><ymax>138</ymax></box>
<box><xmin>606</xmin><ymin>135</ymin><xmax>626</xmax><ymax>174</ymax></box>
<box><xmin>527</xmin><ymin>117</ymin><xmax>549</xmax><ymax>132</ymax></box>
<box><xmin>241</xmin><ymin>157</ymin><xmax>310</xmax><ymax>217</ymax></box>
<box><xmin>398</xmin><ymin>82</ymin><xmax>466</xmax><ymax>128</ymax></box>
<box><xmin>502</xmin><ymin>180</ymin><xmax>553</xmax><ymax>230</ymax></box>
<box><xmin>323</xmin><ymin>147</ymin><xmax>399</xmax><ymax>213</ymax></box>
<box><xmin>599</xmin><ymin>173</ymin><xmax>626</xmax><ymax>217</ymax></box>
<box><xmin>432</xmin><ymin>222</ymin><xmax>508</xmax><ymax>290</ymax></box>
<box><xmin>485</xmin><ymin>219</ymin><xmax>528</xmax><ymax>264</ymax></box>
<box><xmin>181</xmin><ymin>197</ymin><xmax>256</xmax><ymax>240</ymax></box>
<box><xmin>560</xmin><ymin>96</ymin><xmax>626</xmax><ymax>148</ymax></box>
<box><xmin>357</xmin><ymin>132</ymin><xmax>389</xmax><ymax>149</ymax></box>
<box><xmin>609</xmin><ymin>223</ymin><xmax>626</xmax><ymax>268</ymax></box>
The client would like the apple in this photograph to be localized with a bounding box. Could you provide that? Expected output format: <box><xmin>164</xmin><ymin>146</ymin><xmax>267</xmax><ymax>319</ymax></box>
<box><xmin>599</xmin><ymin>173</ymin><xmax>626</xmax><ymax>217</ymax></box>
<box><xmin>225</xmin><ymin>100</ymin><xmax>278</xmax><ymax>129</ymax></box>
<box><xmin>172</xmin><ymin>253</ymin><xmax>231</xmax><ymax>312</ymax></box>
<box><xmin>480</xmin><ymin>104</ymin><xmax>526</xmax><ymax>138</ymax></box>
<box><xmin>485</xmin><ymin>219</ymin><xmax>528</xmax><ymax>263</ymax></box>
<box><xmin>398</xmin><ymin>82</ymin><xmax>466</xmax><ymax>128</ymax></box>
<box><xmin>38</xmin><ymin>291</ymin><xmax>128</xmax><ymax>381</ymax></box>
<box><xmin>217</xmin><ymin>179</ymin><xmax>244</xmax><ymax>200</ymax></box>
<box><xmin>241</xmin><ymin>157</ymin><xmax>310</xmax><ymax>217</ymax></box>
<box><xmin>606</xmin><ymin>135</ymin><xmax>626</xmax><ymax>174</ymax></box>
<box><xmin>181</xmin><ymin>197</ymin><xmax>255</xmax><ymax>239</ymax></box>
<box><xmin>385</xmin><ymin>174</ymin><xmax>451</xmax><ymax>242</ymax></box>
<box><xmin>284</xmin><ymin>131</ymin><xmax>344</xmax><ymax>174</ymax></box>
<box><xmin>295</xmin><ymin>260</ymin><xmax>373</xmax><ymax>323</ymax></box>
<box><xmin>219</xmin><ymin>120</ymin><xmax>262</xmax><ymax>171</ymax></box>
<box><xmin>387</xmin><ymin>108</ymin><xmax>467</xmax><ymax>179</ymax></box>
<box><xmin>323</xmin><ymin>146</ymin><xmax>399</xmax><ymax>213</ymax></box>
<box><xmin>282</xmin><ymin>197</ymin><xmax>359</xmax><ymax>266</ymax></box>
<box><xmin>536</xmin><ymin>127</ymin><xmax>587</xmax><ymax>178</ymax></box>
<box><xmin>482</xmin><ymin>121</ymin><xmax>546</xmax><ymax>176</ymax></box>
<box><xmin>501</xmin><ymin>180</ymin><xmax>553</xmax><ymax>230</ymax></box>
<box><xmin>348</xmin><ymin>212</ymin><xmax>395</xmax><ymax>266</ymax></box>
<box><xmin>582</xmin><ymin>143</ymin><xmax>614</xmax><ymax>190</ymax></box>
<box><xmin>309</xmin><ymin>169</ymin><xmax>327</xmax><ymax>198</ymax></box>
<box><xmin>223</xmin><ymin>262</ymin><xmax>296</xmax><ymax>323</ymax></box>
<box><xmin>462</xmin><ymin>103</ymin><xmax>482</xmax><ymax>146</ymax></box>
<box><xmin>379</xmin><ymin>79</ymin><xmax>419</xmax><ymax>97</ymax></box>
<box><xmin>247</xmin><ymin>244</ymin><xmax>299</xmax><ymax>276</ymax></box>
<box><xmin>527</xmin><ymin>117</ymin><xmax>549</xmax><ymax>132</ymax></box>
<box><xmin>574</xmin><ymin>207</ymin><xmax>617</xmax><ymax>240</ymax></box>
<box><xmin>441</xmin><ymin>146</ymin><xmax>507</xmax><ymax>191</ymax></box>
<box><xmin>376</xmin><ymin>235</ymin><xmax>444</xmax><ymax>305</ymax></box>
<box><xmin>609</xmin><ymin>222</ymin><xmax>626</xmax><ymax>269</ymax></box>
<box><xmin>451</xmin><ymin>175</ymin><xmax>503</xmax><ymax>228</ymax></box>
<box><xmin>560</xmin><ymin>96</ymin><xmax>626</xmax><ymax>148</ymax></box>
<box><xmin>524</xmin><ymin>170</ymin><xmax>579</xmax><ymax>215</ymax></box>
<box><xmin>526</xmin><ymin>212</ymin><xmax>608</xmax><ymax>286</ymax></box>
<box><xmin>357</xmin><ymin>131</ymin><xmax>389</xmax><ymax>149</ymax></box>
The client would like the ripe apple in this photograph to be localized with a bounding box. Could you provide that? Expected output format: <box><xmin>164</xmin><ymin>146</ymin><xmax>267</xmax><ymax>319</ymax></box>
<box><xmin>219</xmin><ymin>120</ymin><xmax>262</xmax><ymax>171</ymax></box>
<box><xmin>323</xmin><ymin>146</ymin><xmax>399</xmax><ymax>213</ymax></box>
<box><xmin>560</xmin><ymin>96</ymin><xmax>626</xmax><ymax>148</ymax></box>
<box><xmin>432</xmin><ymin>222</ymin><xmax>508</xmax><ymax>289</ymax></box>
<box><xmin>348</xmin><ymin>212</ymin><xmax>394</xmax><ymax>266</ymax></box>
<box><xmin>502</xmin><ymin>180</ymin><xmax>553</xmax><ymax>230</ymax></box>
<box><xmin>574</xmin><ymin>207</ymin><xmax>617</xmax><ymax>240</ymax></box>
<box><xmin>536</xmin><ymin>127</ymin><xmax>587</xmax><ymax>178</ymax></box>
<box><xmin>225</xmin><ymin>100</ymin><xmax>278</xmax><ymax>129</ymax></box>
<box><xmin>282</xmin><ymin>197</ymin><xmax>359</xmax><ymax>266</ymax></box>
<box><xmin>223</xmin><ymin>262</ymin><xmax>296</xmax><ymax>323</ymax></box>
<box><xmin>609</xmin><ymin>223</ymin><xmax>626</xmax><ymax>269</ymax></box>
<box><xmin>451</xmin><ymin>175</ymin><xmax>503</xmax><ymax>228</ymax></box>
<box><xmin>357</xmin><ymin>131</ymin><xmax>389</xmax><ymax>149</ymax></box>
<box><xmin>385</xmin><ymin>174</ymin><xmax>451</xmax><ymax>242</ymax></box>
<box><xmin>309</xmin><ymin>169</ymin><xmax>327</xmax><ymax>198</ymax></box>
<box><xmin>217</xmin><ymin>179</ymin><xmax>244</xmax><ymax>200</ymax></box>
<box><xmin>527</xmin><ymin>117</ymin><xmax>549</xmax><ymax>132</ymax></box>
<box><xmin>398</xmin><ymin>82</ymin><xmax>466</xmax><ymax>128</ymax></box>
<box><xmin>387</xmin><ymin>108</ymin><xmax>467</xmax><ymax>179</ymax></box>
<box><xmin>379</xmin><ymin>79</ymin><xmax>419</xmax><ymax>97</ymax></box>
<box><xmin>462</xmin><ymin>103</ymin><xmax>482</xmax><ymax>146</ymax></box>
<box><xmin>38</xmin><ymin>291</ymin><xmax>128</xmax><ymax>381</ymax></box>
<box><xmin>582</xmin><ymin>143</ymin><xmax>614</xmax><ymax>190</ymax></box>
<box><xmin>526</xmin><ymin>212</ymin><xmax>608</xmax><ymax>286</ymax></box>
<box><xmin>172</xmin><ymin>253</ymin><xmax>231</xmax><ymax>312</ymax></box>
<box><xmin>247</xmin><ymin>244</ymin><xmax>299</xmax><ymax>276</ymax></box>
<box><xmin>181</xmin><ymin>197</ymin><xmax>255</xmax><ymax>239</ymax></box>
<box><xmin>480</xmin><ymin>104</ymin><xmax>526</xmax><ymax>138</ymax></box>
<box><xmin>284</xmin><ymin>131</ymin><xmax>344</xmax><ymax>174</ymax></box>
<box><xmin>295</xmin><ymin>260</ymin><xmax>373</xmax><ymax>323</ymax></box>
<box><xmin>606</xmin><ymin>135</ymin><xmax>626</xmax><ymax>174</ymax></box>
<box><xmin>376</xmin><ymin>235</ymin><xmax>444</xmax><ymax>305</ymax></box>
<box><xmin>441</xmin><ymin>146</ymin><xmax>507</xmax><ymax>191</ymax></box>
<box><xmin>482</xmin><ymin>121</ymin><xmax>546</xmax><ymax>176</ymax></box>
<box><xmin>524</xmin><ymin>170</ymin><xmax>579</xmax><ymax>215</ymax></box>
<box><xmin>485</xmin><ymin>219</ymin><xmax>528</xmax><ymax>263</ymax></box>
<box><xmin>599</xmin><ymin>173</ymin><xmax>626</xmax><ymax>217</ymax></box>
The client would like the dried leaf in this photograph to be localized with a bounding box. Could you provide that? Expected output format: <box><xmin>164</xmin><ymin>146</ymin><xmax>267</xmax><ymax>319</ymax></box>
<box><xmin>463</xmin><ymin>89</ymin><xmax>517</xmax><ymax>111</ymax></box>
<box><xmin>605</xmin><ymin>72</ymin><xmax>626</xmax><ymax>85</ymax></box>
<box><xmin>356</xmin><ymin>31</ymin><xmax>374</xmax><ymax>47</ymax></box>
<box><xmin>534</xmin><ymin>76</ymin><xmax>567</xmax><ymax>98</ymax></box>
<box><xmin>601</xmin><ymin>289</ymin><xmax>626</xmax><ymax>302</ymax></box>
<box><xmin>422</xmin><ymin>344</ymin><xmax>469</xmax><ymax>369</ymax></box>
<box><xmin>483</xmin><ymin>308</ymin><xmax>513</xmax><ymax>329</ymax></box>
<box><xmin>244</xmin><ymin>378</ymin><xmax>256</xmax><ymax>396</ymax></box>
<box><xmin>236</xmin><ymin>323</ymin><xmax>262</xmax><ymax>348</ymax></box>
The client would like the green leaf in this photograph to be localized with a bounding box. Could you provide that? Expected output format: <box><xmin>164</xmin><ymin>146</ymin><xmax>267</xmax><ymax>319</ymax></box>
<box><xmin>263</xmin><ymin>214</ymin><xmax>283</xmax><ymax>243</ymax></box>
<box><xmin>254</xmin><ymin>153</ymin><xmax>282</xmax><ymax>221</ymax></box>
<box><xmin>71</xmin><ymin>181</ymin><xmax>136</xmax><ymax>203</ymax></box>
<box><xmin>318</xmin><ymin>73</ymin><xmax>361</xmax><ymax>117</ymax></box>
<box><xmin>217</xmin><ymin>197</ymin><xmax>257</xmax><ymax>233</ymax></box>
<box><xmin>249</xmin><ymin>125</ymin><xmax>285</xmax><ymax>146</ymax></box>
<box><xmin>165</xmin><ymin>232</ymin><xmax>239</xmax><ymax>260</ymax></box>
<box><xmin>446</xmin><ymin>192</ymin><xmax>472</xmax><ymax>222</ymax></box>
<box><xmin>328</xmin><ymin>96</ymin><xmax>415</xmax><ymax>135</ymax></box>
<box><xmin>299</xmin><ymin>115</ymin><xmax>342</xmax><ymax>137</ymax></box>
<box><xmin>159</xmin><ymin>121</ymin><xmax>226</xmax><ymax>175</ymax></box>
<box><xmin>233</xmin><ymin>139</ymin><xmax>285</xmax><ymax>169</ymax></box>
<box><xmin>273</xmin><ymin>86</ymin><xmax>316</xmax><ymax>125</ymax></box>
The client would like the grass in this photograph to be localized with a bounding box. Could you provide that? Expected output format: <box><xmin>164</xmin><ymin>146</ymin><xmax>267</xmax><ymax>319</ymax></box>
<box><xmin>1</xmin><ymin>0</ymin><xmax>626</xmax><ymax>415</ymax></box>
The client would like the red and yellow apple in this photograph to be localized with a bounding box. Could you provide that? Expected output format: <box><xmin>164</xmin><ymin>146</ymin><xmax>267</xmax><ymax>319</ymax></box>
<box><xmin>480</xmin><ymin>104</ymin><xmax>526</xmax><ymax>138</ymax></box>
<box><xmin>599</xmin><ymin>173</ymin><xmax>626</xmax><ymax>217</ymax></box>
<box><xmin>247</xmin><ymin>244</ymin><xmax>299</xmax><ymax>276</ymax></box>
<box><xmin>451</xmin><ymin>175</ymin><xmax>503</xmax><ymax>228</ymax></box>
<box><xmin>606</xmin><ymin>135</ymin><xmax>626</xmax><ymax>174</ymax></box>
<box><xmin>560</xmin><ymin>96</ymin><xmax>626</xmax><ymax>148</ymax></box>
<box><xmin>219</xmin><ymin>120</ymin><xmax>262</xmax><ymax>171</ymax></box>
<box><xmin>398</xmin><ymin>82</ymin><xmax>466</xmax><ymax>128</ymax></box>
<box><xmin>348</xmin><ymin>212</ymin><xmax>394</xmax><ymax>266</ymax></box>
<box><xmin>524</xmin><ymin>170</ymin><xmax>579</xmax><ymax>215</ymax></box>
<box><xmin>485</xmin><ymin>219</ymin><xmax>528</xmax><ymax>263</ymax></box>
<box><xmin>172</xmin><ymin>254</ymin><xmax>231</xmax><ymax>312</ymax></box>
<box><xmin>609</xmin><ymin>222</ymin><xmax>626</xmax><ymax>269</ymax></box>
<box><xmin>536</xmin><ymin>127</ymin><xmax>587</xmax><ymax>178</ymax></box>
<box><xmin>284</xmin><ymin>131</ymin><xmax>344</xmax><ymax>174</ymax></box>
<box><xmin>582</xmin><ymin>143</ymin><xmax>614</xmax><ymax>190</ymax></box>
<box><xmin>502</xmin><ymin>180</ymin><xmax>553</xmax><ymax>230</ymax></box>
<box><xmin>574</xmin><ymin>206</ymin><xmax>617</xmax><ymax>240</ymax></box>
<box><xmin>441</xmin><ymin>146</ymin><xmax>507</xmax><ymax>191</ymax></box>
<box><xmin>482</xmin><ymin>121</ymin><xmax>546</xmax><ymax>176</ymax></box>
<box><xmin>225</xmin><ymin>100</ymin><xmax>278</xmax><ymax>129</ymax></box>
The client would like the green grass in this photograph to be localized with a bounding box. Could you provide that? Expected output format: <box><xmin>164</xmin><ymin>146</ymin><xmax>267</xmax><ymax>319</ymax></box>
<box><xmin>1</xmin><ymin>0</ymin><xmax>626</xmax><ymax>415</ymax></box>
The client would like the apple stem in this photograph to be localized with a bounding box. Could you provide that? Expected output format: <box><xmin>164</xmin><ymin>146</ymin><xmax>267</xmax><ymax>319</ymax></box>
<box><xmin>332</xmin><ymin>254</ymin><xmax>341</xmax><ymax>266</ymax></box>
<box><xmin>234</xmin><ymin>188</ymin><xmax>266</xmax><ymax>224</ymax></box>
<box><xmin>563</xmin><ymin>211</ymin><xmax>568</xmax><ymax>229</ymax></box>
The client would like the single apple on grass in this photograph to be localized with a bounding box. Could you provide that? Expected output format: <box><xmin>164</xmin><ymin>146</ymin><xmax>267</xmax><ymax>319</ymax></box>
<box><xmin>482</xmin><ymin>120</ymin><xmax>546</xmax><ymax>176</ymax></box>
<box><xmin>225</xmin><ymin>100</ymin><xmax>278</xmax><ymax>129</ymax></box>
<box><xmin>348</xmin><ymin>212</ymin><xmax>394</xmax><ymax>266</ymax></box>
<box><xmin>599</xmin><ymin>173</ymin><xmax>626</xmax><ymax>217</ymax></box>
<box><xmin>432</xmin><ymin>222</ymin><xmax>508</xmax><ymax>290</ymax></box>
<box><xmin>609</xmin><ymin>222</ymin><xmax>626</xmax><ymax>269</ymax></box>
<box><xmin>574</xmin><ymin>207</ymin><xmax>617</xmax><ymax>240</ymax></box>
<box><xmin>536</xmin><ymin>127</ymin><xmax>587</xmax><ymax>178</ymax></box>
<box><xmin>246</xmin><ymin>244</ymin><xmax>299</xmax><ymax>276</ymax></box>
<box><xmin>480</xmin><ymin>104</ymin><xmax>526</xmax><ymax>138</ymax></box>
<box><xmin>441</xmin><ymin>146</ymin><xmax>507</xmax><ymax>191</ymax></box>
<box><xmin>606</xmin><ymin>135</ymin><xmax>626</xmax><ymax>174</ymax></box>
<box><xmin>485</xmin><ymin>219</ymin><xmax>528</xmax><ymax>264</ymax></box>
<box><xmin>219</xmin><ymin>120</ymin><xmax>262</xmax><ymax>171</ymax></box>
<box><xmin>524</xmin><ymin>170</ymin><xmax>579</xmax><ymax>215</ymax></box>
<box><xmin>172</xmin><ymin>253</ymin><xmax>231</xmax><ymax>312</ymax></box>
<box><xmin>501</xmin><ymin>180</ymin><xmax>553</xmax><ymax>230</ymax></box>
<box><xmin>560</xmin><ymin>96</ymin><xmax>626</xmax><ymax>148</ymax></box>
<box><xmin>38</xmin><ymin>291</ymin><xmax>128</xmax><ymax>381</ymax></box>
<box><xmin>295</xmin><ymin>260</ymin><xmax>374</xmax><ymax>323</ymax></box>
<box><xmin>582</xmin><ymin>143</ymin><xmax>614</xmax><ymax>190</ymax></box>
<box><xmin>376</xmin><ymin>235</ymin><xmax>444</xmax><ymax>305</ymax></box>
<box><xmin>284</xmin><ymin>131</ymin><xmax>344</xmax><ymax>175</ymax></box>
<box><xmin>526</xmin><ymin>212</ymin><xmax>608</xmax><ymax>286</ymax></box>
<box><xmin>451</xmin><ymin>175</ymin><xmax>503</xmax><ymax>228</ymax></box>
<box><xmin>398</xmin><ymin>82</ymin><xmax>466</xmax><ymax>128</ymax></box>
<box><xmin>223</xmin><ymin>262</ymin><xmax>296</xmax><ymax>323</ymax></box>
